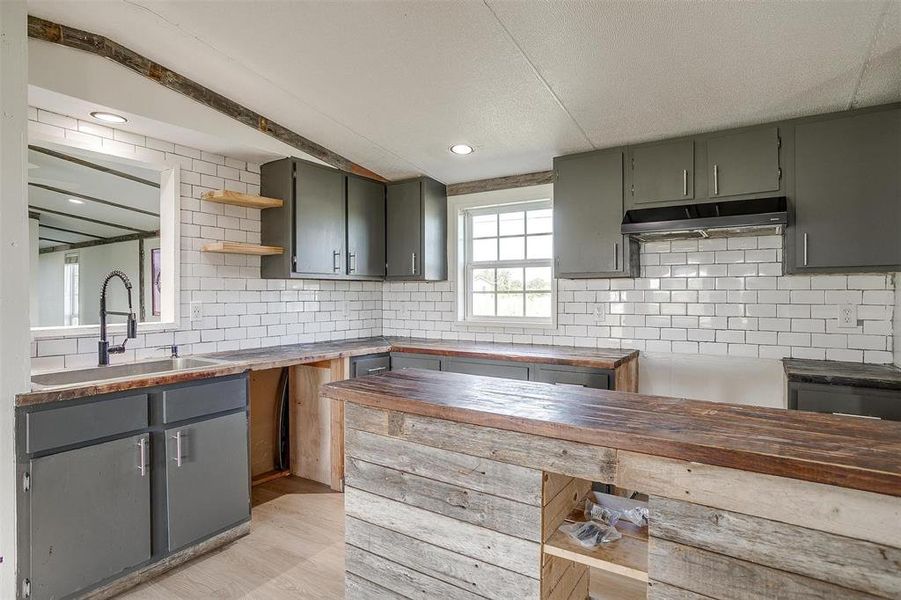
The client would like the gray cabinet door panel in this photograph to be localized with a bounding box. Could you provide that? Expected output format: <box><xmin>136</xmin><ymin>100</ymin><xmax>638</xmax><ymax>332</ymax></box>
<box><xmin>391</xmin><ymin>354</ymin><xmax>441</xmax><ymax>371</ymax></box>
<box><xmin>535</xmin><ymin>366</ymin><xmax>611</xmax><ymax>389</ymax></box>
<box><xmin>554</xmin><ymin>149</ymin><xmax>625</xmax><ymax>275</ymax></box>
<box><xmin>351</xmin><ymin>354</ymin><xmax>391</xmax><ymax>377</ymax></box>
<box><xmin>707</xmin><ymin>127</ymin><xmax>780</xmax><ymax>198</ymax></box>
<box><xmin>631</xmin><ymin>140</ymin><xmax>694</xmax><ymax>205</ymax></box>
<box><xmin>386</xmin><ymin>181</ymin><xmax>422</xmax><ymax>278</ymax></box>
<box><xmin>443</xmin><ymin>359</ymin><xmax>530</xmax><ymax>381</ymax></box>
<box><xmin>30</xmin><ymin>433</ymin><xmax>151</xmax><ymax>599</ymax></box>
<box><xmin>295</xmin><ymin>162</ymin><xmax>346</xmax><ymax>275</ymax></box>
<box><xmin>794</xmin><ymin>109</ymin><xmax>901</xmax><ymax>270</ymax></box>
<box><xmin>166</xmin><ymin>412</ymin><xmax>250</xmax><ymax>551</ymax></box>
<box><xmin>347</xmin><ymin>177</ymin><xmax>386</xmax><ymax>277</ymax></box>
<box><xmin>162</xmin><ymin>377</ymin><xmax>247</xmax><ymax>424</ymax></box>
<box><xmin>26</xmin><ymin>393</ymin><xmax>147</xmax><ymax>454</ymax></box>
<box><xmin>791</xmin><ymin>383</ymin><xmax>901</xmax><ymax>421</ymax></box>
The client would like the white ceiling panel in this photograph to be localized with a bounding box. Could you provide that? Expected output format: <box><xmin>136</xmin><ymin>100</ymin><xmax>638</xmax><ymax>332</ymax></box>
<box><xmin>27</xmin><ymin>0</ymin><xmax>901</xmax><ymax>184</ymax></box>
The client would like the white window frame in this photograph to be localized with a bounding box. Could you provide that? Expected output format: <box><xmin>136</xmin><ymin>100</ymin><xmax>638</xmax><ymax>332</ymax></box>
<box><xmin>460</xmin><ymin>199</ymin><xmax>555</xmax><ymax>327</ymax></box>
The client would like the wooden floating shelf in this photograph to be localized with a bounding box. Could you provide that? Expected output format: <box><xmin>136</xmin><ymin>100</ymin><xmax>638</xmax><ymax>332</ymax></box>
<box><xmin>201</xmin><ymin>189</ymin><xmax>283</xmax><ymax>209</ymax></box>
<box><xmin>543</xmin><ymin>526</ymin><xmax>648</xmax><ymax>582</ymax></box>
<box><xmin>201</xmin><ymin>242</ymin><xmax>284</xmax><ymax>256</ymax></box>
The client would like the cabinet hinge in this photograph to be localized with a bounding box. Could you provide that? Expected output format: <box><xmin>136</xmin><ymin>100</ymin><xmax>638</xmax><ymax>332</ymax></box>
<box><xmin>553</xmin><ymin>170</ymin><xmax>559</xmax><ymax>182</ymax></box>
<box><xmin>630</xmin><ymin>157</ymin><xmax>634</xmax><ymax>169</ymax></box>
<box><xmin>22</xmin><ymin>472</ymin><xmax>30</xmax><ymax>492</ymax></box>
<box><xmin>292</xmin><ymin>256</ymin><xmax>297</xmax><ymax>270</ymax></box>
<box><xmin>21</xmin><ymin>578</ymin><xmax>30</xmax><ymax>599</ymax></box>
<box><xmin>777</xmin><ymin>167</ymin><xmax>783</xmax><ymax>181</ymax></box>
<box><xmin>630</xmin><ymin>184</ymin><xmax>634</xmax><ymax>196</ymax></box>
<box><xmin>777</xmin><ymin>135</ymin><xmax>782</xmax><ymax>149</ymax></box>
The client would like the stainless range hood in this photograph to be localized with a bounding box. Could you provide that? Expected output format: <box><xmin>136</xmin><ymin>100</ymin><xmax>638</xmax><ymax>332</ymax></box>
<box><xmin>621</xmin><ymin>197</ymin><xmax>788</xmax><ymax>241</ymax></box>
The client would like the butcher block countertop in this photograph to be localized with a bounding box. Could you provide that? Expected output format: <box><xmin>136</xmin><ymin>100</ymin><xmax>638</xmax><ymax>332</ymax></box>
<box><xmin>321</xmin><ymin>368</ymin><xmax>901</xmax><ymax>497</ymax></box>
<box><xmin>17</xmin><ymin>337</ymin><xmax>638</xmax><ymax>406</ymax></box>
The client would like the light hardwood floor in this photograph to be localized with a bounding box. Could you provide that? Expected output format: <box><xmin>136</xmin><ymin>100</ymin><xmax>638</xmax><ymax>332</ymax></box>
<box><xmin>119</xmin><ymin>477</ymin><xmax>345</xmax><ymax>599</ymax></box>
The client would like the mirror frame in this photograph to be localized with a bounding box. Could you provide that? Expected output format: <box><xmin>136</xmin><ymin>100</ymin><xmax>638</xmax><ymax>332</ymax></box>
<box><xmin>28</xmin><ymin>130</ymin><xmax>181</xmax><ymax>339</ymax></box>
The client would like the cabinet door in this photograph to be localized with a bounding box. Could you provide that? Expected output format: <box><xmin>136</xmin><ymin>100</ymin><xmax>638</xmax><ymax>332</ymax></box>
<box><xmin>386</xmin><ymin>180</ymin><xmax>422</xmax><ymax>278</ymax></box>
<box><xmin>295</xmin><ymin>162</ymin><xmax>346</xmax><ymax>275</ymax></box>
<box><xmin>347</xmin><ymin>177</ymin><xmax>386</xmax><ymax>277</ymax></box>
<box><xmin>631</xmin><ymin>139</ymin><xmax>694</xmax><ymax>205</ymax></box>
<box><xmin>166</xmin><ymin>412</ymin><xmax>250</xmax><ymax>551</ymax></box>
<box><xmin>29</xmin><ymin>433</ymin><xmax>151</xmax><ymax>599</ymax></box>
<box><xmin>794</xmin><ymin>109</ymin><xmax>901</xmax><ymax>270</ymax></box>
<box><xmin>443</xmin><ymin>358</ymin><xmax>530</xmax><ymax>381</ymax></box>
<box><xmin>707</xmin><ymin>127</ymin><xmax>781</xmax><ymax>198</ymax></box>
<box><xmin>390</xmin><ymin>353</ymin><xmax>441</xmax><ymax>371</ymax></box>
<box><xmin>554</xmin><ymin>149</ymin><xmax>625</xmax><ymax>276</ymax></box>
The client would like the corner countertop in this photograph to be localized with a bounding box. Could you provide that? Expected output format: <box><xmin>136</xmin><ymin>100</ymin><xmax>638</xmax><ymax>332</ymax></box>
<box><xmin>17</xmin><ymin>337</ymin><xmax>638</xmax><ymax>407</ymax></box>
<box><xmin>783</xmin><ymin>358</ymin><xmax>901</xmax><ymax>391</ymax></box>
<box><xmin>322</xmin><ymin>368</ymin><xmax>901</xmax><ymax>497</ymax></box>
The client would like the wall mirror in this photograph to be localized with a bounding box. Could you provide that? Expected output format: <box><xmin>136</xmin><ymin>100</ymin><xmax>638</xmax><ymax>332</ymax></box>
<box><xmin>28</xmin><ymin>135</ymin><xmax>180</xmax><ymax>338</ymax></box>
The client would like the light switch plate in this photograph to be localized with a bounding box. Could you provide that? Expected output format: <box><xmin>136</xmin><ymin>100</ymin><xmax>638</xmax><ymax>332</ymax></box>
<box><xmin>190</xmin><ymin>301</ymin><xmax>203</xmax><ymax>322</ymax></box>
<box><xmin>838</xmin><ymin>303</ymin><xmax>857</xmax><ymax>328</ymax></box>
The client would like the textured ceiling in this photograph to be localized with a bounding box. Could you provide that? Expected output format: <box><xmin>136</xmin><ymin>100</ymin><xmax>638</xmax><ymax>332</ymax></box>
<box><xmin>26</xmin><ymin>0</ymin><xmax>901</xmax><ymax>184</ymax></box>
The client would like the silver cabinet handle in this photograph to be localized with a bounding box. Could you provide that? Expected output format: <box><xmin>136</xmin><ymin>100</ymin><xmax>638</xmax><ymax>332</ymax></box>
<box><xmin>333</xmin><ymin>250</ymin><xmax>341</xmax><ymax>272</ymax></box>
<box><xmin>713</xmin><ymin>164</ymin><xmax>719</xmax><ymax>195</ymax></box>
<box><xmin>614</xmin><ymin>241</ymin><xmax>618</xmax><ymax>271</ymax></box>
<box><xmin>367</xmin><ymin>366</ymin><xmax>388</xmax><ymax>373</ymax></box>
<box><xmin>171</xmin><ymin>431</ymin><xmax>183</xmax><ymax>467</ymax></box>
<box><xmin>682</xmin><ymin>169</ymin><xmax>688</xmax><ymax>196</ymax></box>
<box><xmin>349</xmin><ymin>251</ymin><xmax>356</xmax><ymax>274</ymax></box>
<box><xmin>803</xmin><ymin>233</ymin><xmax>808</xmax><ymax>266</ymax></box>
<box><xmin>411</xmin><ymin>252</ymin><xmax>416</xmax><ymax>275</ymax></box>
<box><xmin>138</xmin><ymin>437</ymin><xmax>147</xmax><ymax>477</ymax></box>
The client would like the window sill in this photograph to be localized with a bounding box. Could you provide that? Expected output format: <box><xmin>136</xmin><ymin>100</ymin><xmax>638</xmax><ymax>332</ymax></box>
<box><xmin>31</xmin><ymin>320</ymin><xmax>178</xmax><ymax>340</ymax></box>
<box><xmin>456</xmin><ymin>317</ymin><xmax>558</xmax><ymax>330</ymax></box>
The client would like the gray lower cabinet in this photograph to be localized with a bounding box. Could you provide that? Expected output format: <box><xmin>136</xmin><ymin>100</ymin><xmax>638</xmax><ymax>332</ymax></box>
<box><xmin>791</xmin><ymin>107</ymin><xmax>901</xmax><ymax>272</ymax></box>
<box><xmin>788</xmin><ymin>382</ymin><xmax>901</xmax><ymax>421</ymax></box>
<box><xmin>165</xmin><ymin>411</ymin><xmax>250</xmax><ymax>551</ymax></box>
<box><xmin>386</xmin><ymin>177</ymin><xmax>447</xmax><ymax>281</ymax></box>
<box><xmin>629</xmin><ymin>139</ymin><xmax>694</xmax><ymax>206</ymax></box>
<box><xmin>553</xmin><ymin>148</ymin><xmax>636</xmax><ymax>278</ymax></box>
<box><xmin>443</xmin><ymin>358</ymin><xmax>530</xmax><ymax>381</ymax></box>
<box><xmin>350</xmin><ymin>353</ymin><xmax>391</xmax><ymax>377</ymax></box>
<box><xmin>391</xmin><ymin>353</ymin><xmax>442</xmax><ymax>371</ymax></box>
<box><xmin>347</xmin><ymin>176</ymin><xmax>386</xmax><ymax>277</ymax></box>
<box><xmin>28</xmin><ymin>433</ymin><xmax>151</xmax><ymax>599</ymax></box>
<box><xmin>535</xmin><ymin>364</ymin><xmax>611</xmax><ymax>389</ymax></box>
<box><xmin>706</xmin><ymin>127</ymin><xmax>781</xmax><ymax>198</ymax></box>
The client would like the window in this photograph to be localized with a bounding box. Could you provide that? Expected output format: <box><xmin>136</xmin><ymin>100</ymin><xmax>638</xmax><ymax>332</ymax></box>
<box><xmin>63</xmin><ymin>253</ymin><xmax>79</xmax><ymax>326</ymax></box>
<box><xmin>463</xmin><ymin>201</ymin><xmax>554</xmax><ymax>323</ymax></box>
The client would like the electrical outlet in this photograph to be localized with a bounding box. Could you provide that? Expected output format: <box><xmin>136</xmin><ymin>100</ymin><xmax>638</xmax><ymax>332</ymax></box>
<box><xmin>190</xmin><ymin>301</ymin><xmax>203</xmax><ymax>322</ymax></box>
<box><xmin>593</xmin><ymin>304</ymin><xmax>605</xmax><ymax>323</ymax></box>
<box><xmin>838</xmin><ymin>303</ymin><xmax>857</xmax><ymax>328</ymax></box>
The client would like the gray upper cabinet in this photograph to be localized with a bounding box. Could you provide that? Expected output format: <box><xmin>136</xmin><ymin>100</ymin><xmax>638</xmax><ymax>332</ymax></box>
<box><xmin>165</xmin><ymin>411</ymin><xmax>250</xmax><ymax>552</ymax></box>
<box><xmin>295</xmin><ymin>162</ymin><xmax>346</xmax><ymax>276</ymax></box>
<box><xmin>706</xmin><ymin>127</ymin><xmax>781</xmax><ymax>198</ymax></box>
<box><xmin>386</xmin><ymin>177</ymin><xmax>447</xmax><ymax>281</ymax></box>
<box><xmin>28</xmin><ymin>433</ymin><xmax>151</xmax><ymax>599</ymax></box>
<box><xmin>261</xmin><ymin>157</ymin><xmax>386</xmax><ymax>280</ymax></box>
<box><xmin>553</xmin><ymin>148</ymin><xmax>635</xmax><ymax>278</ymax></box>
<box><xmin>347</xmin><ymin>176</ymin><xmax>386</xmax><ymax>277</ymax></box>
<box><xmin>792</xmin><ymin>107</ymin><xmax>901</xmax><ymax>272</ymax></box>
<box><xmin>629</xmin><ymin>139</ymin><xmax>694</xmax><ymax>206</ymax></box>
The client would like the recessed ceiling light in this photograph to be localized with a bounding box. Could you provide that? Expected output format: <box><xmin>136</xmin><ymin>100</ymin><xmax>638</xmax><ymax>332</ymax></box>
<box><xmin>90</xmin><ymin>111</ymin><xmax>127</xmax><ymax>124</ymax></box>
<box><xmin>450</xmin><ymin>144</ymin><xmax>474</xmax><ymax>155</ymax></box>
<box><xmin>68</xmin><ymin>198</ymin><xmax>84</xmax><ymax>205</ymax></box>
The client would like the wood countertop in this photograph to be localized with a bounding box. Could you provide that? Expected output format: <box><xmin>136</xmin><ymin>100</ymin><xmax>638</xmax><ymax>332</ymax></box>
<box><xmin>783</xmin><ymin>358</ymin><xmax>901</xmax><ymax>391</ymax></box>
<box><xmin>321</xmin><ymin>368</ymin><xmax>901</xmax><ymax>497</ymax></box>
<box><xmin>17</xmin><ymin>337</ymin><xmax>637</xmax><ymax>406</ymax></box>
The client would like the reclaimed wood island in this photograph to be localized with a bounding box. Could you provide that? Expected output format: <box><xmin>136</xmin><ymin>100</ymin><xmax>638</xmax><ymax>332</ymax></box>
<box><xmin>321</xmin><ymin>368</ymin><xmax>901</xmax><ymax>600</ymax></box>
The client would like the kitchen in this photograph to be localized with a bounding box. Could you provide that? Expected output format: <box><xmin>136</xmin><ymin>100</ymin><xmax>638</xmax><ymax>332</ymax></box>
<box><xmin>0</xmin><ymin>2</ymin><xmax>899</xmax><ymax>599</ymax></box>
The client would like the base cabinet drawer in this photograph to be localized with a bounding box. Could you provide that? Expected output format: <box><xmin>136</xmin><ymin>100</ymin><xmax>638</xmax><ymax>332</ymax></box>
<box><xmin>443</xmin><ymin>358</ymin><xmax>530</xmax><ymax>381</ymax></box>
<box><xmin>790</xmin><ymin>382</ymin><xmax>901</xmax><ymax>421</ymax></box>
<box><xmin>351</xmin><ymin>354</ymin><xmax>391</xmax><ymax>377</ymax></box>
<box><xmin>391</xmin><ymin>354</ymin><xmax>442</xmax><ymax>371</ymax></box>
<box><xmin>535</xmin><ymin>365</ymin><xmax>612</xmax><ymax>389</ymax></box>
<box><xmin>165</xmin><ymin>411</ymin><xmax>250</xmax><ymax>551</ymax></box>
<box><xmin>28</xmin><ymin>433</ymin><xmax>151</xmax><ymax>599</ymax></box>
<box><xmin>162</xmin><ymin>376</ymin><xmax>247</xmax><ymax>424</ymax></box>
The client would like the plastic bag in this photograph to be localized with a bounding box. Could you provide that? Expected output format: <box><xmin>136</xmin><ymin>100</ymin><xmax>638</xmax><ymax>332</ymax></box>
<box><xmin>591</xmin><ymin>492</ymin><xmax>649</xmax><ymax>527</ymax></box>
<box><xmin>584</xmin><ymin>498</ymin><xmax>621</xmax><ymax>526</ymax></box>
<box><xmin>559</xmin><ymin>521</ymin><xmax>622</xmax><ymax>548</ymax></box>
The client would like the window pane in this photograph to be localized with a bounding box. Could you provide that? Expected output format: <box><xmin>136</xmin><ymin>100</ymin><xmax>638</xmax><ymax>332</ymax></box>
<box><xmin>526</xmin><ymin>293</ymin><xmax>552</xmax><ymax>317</ymax></box>
<box><xmin>499</xmin><ymin>211</ymin><xmax>525</xmax><ymax>236</ymax></box>
<box><xmin>527</xmin><ymin>208</ymin><xmax>552</xmax><ymax>234</ymax></box>
<box><xmin>527</xmin><ymin>234</ymin><xmax>553</xmax><ymax>259</ymax></box>
<box><xmin>472</xmin><ymin>213</ymin><xmax>497</xmax><ymax>238</ymax></box>
<box><xmin>472</xmin><ymin>238</ymin><xmax>497</xmax><ymax>261</ymax></box>
<box><xmin>496</xmin><ymin>268</ymin><xmax>523</xmax><ymax>292</ymax></box>
<box><xmin>472</xmin><ymin>293</ymin><xmax>495</xmax><ymax>316</ymax></box>
<box><xmin>499</xmin><ymin>236</ymin><xmax>524</xmax><ymax>260</ymax></box>
<box><xmin>497</xmin><ymin>293</ymin><xmax>524</xmax><ymax>317</ymax></box>
<box><xmin>472</xmin><ymin>268</ymin><xmax>495</xmax><ymax>292</ymax></box>
<box><xmin>525</xmin><ymin>267</ymin><xmax>552</xmax><ymax>291</ymax></box>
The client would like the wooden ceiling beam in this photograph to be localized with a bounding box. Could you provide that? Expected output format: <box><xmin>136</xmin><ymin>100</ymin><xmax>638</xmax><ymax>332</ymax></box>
<box><xmin>29</xmin><ymin>145</ymin><xmax>160</xmax><ymax>188</ymax></box>
<box><xmin>447</xmin><ymin>171</ymin><xmax>554</xmax><ymax>196</ymax></box>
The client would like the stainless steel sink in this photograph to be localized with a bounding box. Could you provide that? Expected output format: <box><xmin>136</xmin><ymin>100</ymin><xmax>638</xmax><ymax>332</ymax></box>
<box><xmin>31</xmin><ymin>358</ymin><xmax>225</xmax><ymax>387</ymax></box>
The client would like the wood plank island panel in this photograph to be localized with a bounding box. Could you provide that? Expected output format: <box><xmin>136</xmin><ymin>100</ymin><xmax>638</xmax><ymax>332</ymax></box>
<box><xmin>322</xmin><ymin>369</ymin><xmax>901</xmax><ymax>496</ymax></box>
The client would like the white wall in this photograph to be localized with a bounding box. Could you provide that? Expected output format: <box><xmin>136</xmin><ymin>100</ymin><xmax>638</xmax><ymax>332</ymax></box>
<box><xmin>28</xmin><ymin>217</ymin><xmax>39</xmax><ymax>326</ymax></box>
<box><xmin>0</xmin><ymin>3</ymin><xmax>31</xmax><ymax>595</ymax></box>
